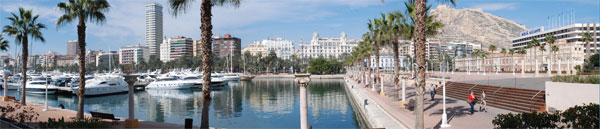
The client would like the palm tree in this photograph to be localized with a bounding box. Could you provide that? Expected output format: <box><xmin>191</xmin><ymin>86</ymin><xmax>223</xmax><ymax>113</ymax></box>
<box><xmin>539</xmin><ymin>45</ymin><xmax>546</xmax><ymax>72</ymax></box>
<box><xmin>531</xmin><ymin>38</ymin><xmax>540</xmax><ymax>75</ymax></box>
<box><xmin>509</xmin><ymin>49</ymin><xmax>515</xmax><ymax>73</ymax></box>
<box><xmin>518</xmin><ymin>47</ymin><xmax>527</xmax><ymax>74</ymax></box>
<box><xmin>56</xmin><ymin>0</ymin><xmax>110</xmax><ymax>119</ymax></box>
<box><xmin>582</xmin><ymin>32</ymin><xmax>593</xmax><ymax>58</ymax></box>
<box><xmin>0</xmin><ymin>35</ymin><xmax>8</xmax><ymax>51</ymax></box>
<box><xmin>2</xmin><ymin>8</ymin><xmax>46</xmax><ymax>105</ymax></box>
<box><xmin>368</xmin><ymin>19</ymin><xmax>384</xmax><ymax>92</ymax></box>
<box><xmin>551</xmin><ymin>45</ymin><xmax>559</xmax><ymax>74</ymax></box>
<box><xmin>545</xmin><ymin>34</ymin><xmax>555</xmax><ymax>75</ymax></box>
<box><xmin>413</xmin><ymin>0</ymin><xmax>454</xmax><ymax>127</ymax></box>
<box><xmin>499</xmin><ymin>48</ymin><xmax>506</xmax><ymax>72</ymax></box>
<box><xmin>489</xmin><ymin>44</ymin><xmax>496</xmax><ymax>53</ymax></box>
<box><xmin>480</xmin><ymin>51</ymin><xmax>488</xmax><ymax>74</ymax></box>
<box><xmin>471</xmin><ymin>50</ymin><xmax>480</xmax><ymax>73</ymax></box>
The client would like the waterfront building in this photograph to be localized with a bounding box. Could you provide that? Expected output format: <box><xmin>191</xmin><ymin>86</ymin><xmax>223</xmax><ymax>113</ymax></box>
<box><xmin>455</xmin><ymin>39</ymin><xmax>585</xmax><ymax>73</ymax></box>
<box><xmin>241</xmin><ymin>43</ymin><xmax>268</xmax><ymax>57</ymax></box>
<box><xmin>96</xmin><ymin>51</ymin><xmax>119</xmax><ymax>67</ymax></box>
<box><xmin>192</xmin><ymin>40</ymin><xmax>201</xmax><ymax>57</ymax></box>
<box><xmin>243</xmin><ymin>38</ymin><xmax>294</xmax><ymax>60</ymax></box>
<box><xmin>56</xmin><ymin>55</ymin><xmax>78</xmax><ymax>67</ymax></box>
<box><xmin>212</xmin><ymin>34</ymin><xmax>241</xmax><ymax>57</ymax></box>
<box><xmin>297</xmin><ymin>32</ymin><xmax>358</xmax><ymax>59</ymax></box>
<box><xmin>145</xmin><ymin>2</ymin><xmax>164</xmax><ymax>59</ymax></box>
<box><xmin>160</xmin><ymin>36</ymin><xmax>193</xmax><ymax>62</ymax></box>
<box><xmin>0</xmin><ymin>54</ymin><xmax>13</xmax><ymax>67</ymax></box>
<box><xmin>86</xmin><ymin>50</ymin><xmax>104</xmax><ymax>65</ymax></box>
<box><xmin>66</xmin><ymin>40</ymin><xmax>78</xmax><ymax>55</ymax></box>
<box><xmin>511</xmin><ymin>23</ymin><xmax>599</xmax><ymax>57</ymax></box>
<box><xmin>119</xmin><ymin>44</ymin><xmax>150</xmax><ymax>65</ymax></box>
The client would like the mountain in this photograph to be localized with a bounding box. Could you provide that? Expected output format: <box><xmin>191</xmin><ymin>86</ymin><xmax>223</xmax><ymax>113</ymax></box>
<box><xmin>430</xmin><ymin>5</ymin><xmax>527</xmax><ymax>49</ymax></box>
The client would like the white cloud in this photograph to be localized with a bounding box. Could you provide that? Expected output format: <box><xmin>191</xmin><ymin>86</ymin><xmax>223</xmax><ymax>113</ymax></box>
<box><xmin>0</xmin><ymin>2</ymin><xmax>61</xmax><ymax>21</ymax></box>
<box><xmin>471</xmin><ymin>3</ymin><xmax>517</xmax><ymax>11</ymax></box>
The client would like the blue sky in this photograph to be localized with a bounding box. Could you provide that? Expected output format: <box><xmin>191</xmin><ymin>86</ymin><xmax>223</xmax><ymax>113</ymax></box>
<box><xmin>0</xmin><ymin>0</ymin><xmax>598</xmax><ymax>56</ymax></box>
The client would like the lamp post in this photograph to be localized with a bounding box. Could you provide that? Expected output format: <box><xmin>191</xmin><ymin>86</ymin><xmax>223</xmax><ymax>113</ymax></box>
<box><xmin>441</xmin><ymin>49</ymin><xmax>450</xmax><ymax>128</ymax></box>
<box><xmin>3</xmin><ymin>70</ymin><xmax>9</xmax><ymax>101</ymax></box>
<box><xmin>295</xmin><ymin>73</ymin><xmax>311</xmax><ymax>129</ymax></box>
<box><xmin>43</xmin><ymin>76</ymin><xmax>49</xmax><ymax>111</ymax></box>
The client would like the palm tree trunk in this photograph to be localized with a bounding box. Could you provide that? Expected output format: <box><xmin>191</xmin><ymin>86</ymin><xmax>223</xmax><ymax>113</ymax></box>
<box><xmin>200</xmin><ymin>0</ymin><xmax>213</xmax><ymax>128</ymax></box>
<box><xmin>392</xmin><ymin>40</ymin><xmax>399</xmax><ymax>101</ymax></box>
<box><xmin>414</xmin><ymin>0</ymin><xmax>427</xmax><ymax>128</ymax></box>
<box><xmin>76</xmin><ymin>19</ymin><xmax>87</xmax><ymax>119</ymax></box>
<box><xmin>20</xmin><ymin>36</ymin><xmax>28</xmax><ymax>105</ymax></box>
<box><xmin>374</xmin><ymin>41</ymin><xmax>380</xmax><ymax>93</ymax></box>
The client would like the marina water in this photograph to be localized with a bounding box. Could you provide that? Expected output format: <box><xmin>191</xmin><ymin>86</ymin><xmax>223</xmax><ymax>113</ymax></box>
<box><xmin>1</xmin><ymin>79</ymin><xmax>362</xmax><ymax>128</ymax></box>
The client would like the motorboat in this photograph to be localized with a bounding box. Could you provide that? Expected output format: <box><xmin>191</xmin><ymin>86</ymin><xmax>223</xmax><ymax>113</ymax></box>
<box><xmin>239</xmin><ymin>74</ymin><xmax>255</xmax><ymax>81</ymax></box>
<box><xmin>221</xmin><ymin>73</ymin><xmax>240</xmax><ymax>82</ymax></box>
<box><xmin>145</xmin><ymin>76</ymin><xmax>195</xmax><ymax>90</ymax></box>
<box><xmin>1</xmin><ymin>78</ymin><xmax>21</xmax><ymax>90</ymax></box>
<box><xmin>71</xmin><ymin>75</ymin><xmax>128</xmax><ymax>96</ymax></box>
<box><xmin>25</xmin><ymin>80</ymin><xmax>59</xmax><ymax>94</ymax></box>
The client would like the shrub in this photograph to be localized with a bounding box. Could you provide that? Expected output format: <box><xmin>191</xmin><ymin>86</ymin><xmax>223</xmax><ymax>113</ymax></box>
<box><xmin>492</xmin><ymin>103</ymin><xmax>599</xmax><ymax>128</ymax></box>
<box><xmin>550</xmin><ymin>75</ymin><xmax>599</xmax><ymax>84</ymax></box>
<box><xmin>561</xmin><ymin>103</ymin><xmax>599</xmax><ymax>128</ymax></box>
<box><xmin>0</xmin><ymin>103</ymin><xmax>39</xmax><ymax>123</ymax></box>
<box><xmin>39</xmin><ymin>117</ymin><xmax>110</xmax><ymax>129</ymax></box>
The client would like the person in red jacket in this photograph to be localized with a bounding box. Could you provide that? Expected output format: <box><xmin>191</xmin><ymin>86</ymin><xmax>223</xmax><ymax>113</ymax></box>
<box><xmin>468</xmin><ymin>90</ymin><xmax>476</xmax><ymax>114</ymax></box>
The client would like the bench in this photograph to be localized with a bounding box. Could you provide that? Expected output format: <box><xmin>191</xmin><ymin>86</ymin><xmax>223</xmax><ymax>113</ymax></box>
<box><xmin>90</xmin><ymin>111</ymin><xmax>120</xmax><ymax>125</ymax></box>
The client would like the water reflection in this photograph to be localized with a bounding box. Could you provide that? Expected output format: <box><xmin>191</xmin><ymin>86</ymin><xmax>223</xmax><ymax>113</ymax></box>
<box><xmin>0</xmin><ymin>79</ymin><xmax>359</xmax><ymax>128</ymax></box>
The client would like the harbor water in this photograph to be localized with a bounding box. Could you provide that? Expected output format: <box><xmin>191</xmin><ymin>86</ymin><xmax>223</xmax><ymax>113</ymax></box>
<box><xmin>0</xmin><ymin>79</ymin><xmax>363</xmax><ymax>128</ymax></box>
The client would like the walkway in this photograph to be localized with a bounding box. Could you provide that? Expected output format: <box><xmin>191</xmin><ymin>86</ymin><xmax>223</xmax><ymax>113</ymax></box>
<box><xmin>0</xmin><ymin>100</ymin><xmax>191</xmax><ymax>129</ymax></box>
<box><xmin>347</xmin><ymin>73</ymin><xmax>515</xmax><ymax>129</ymax></box>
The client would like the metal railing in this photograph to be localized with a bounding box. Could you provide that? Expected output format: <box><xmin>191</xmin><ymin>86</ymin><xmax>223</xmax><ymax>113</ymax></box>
<box><xmin>529</xmin><ymin>90</ymin><xmax>544</xmax><ymax>112</ymax></box>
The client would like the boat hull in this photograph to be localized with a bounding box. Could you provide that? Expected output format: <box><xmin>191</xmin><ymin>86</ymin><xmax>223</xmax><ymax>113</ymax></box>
<box><xmin>146</xmin><ymin>82</ymin><xmax>195</xmax><ymax>90</ymax></box>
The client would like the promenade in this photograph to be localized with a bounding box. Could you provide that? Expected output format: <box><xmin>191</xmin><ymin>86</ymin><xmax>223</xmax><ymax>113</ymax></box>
<box><xmin>0</xmin><ymin>100</ymin><xmax>190</xmax><ymax>129</ymax></box>
<box><xmin>345</xmin><ymin>72</ymin><xmax>517</xmax><ymax>129</ymax></box>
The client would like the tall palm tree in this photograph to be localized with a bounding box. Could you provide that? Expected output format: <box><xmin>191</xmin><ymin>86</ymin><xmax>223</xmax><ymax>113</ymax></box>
<box><xmin>551</xmin><ymin>45</ymin><xmax>559</xmax><ymax>74</ymax></box>
<box><xmin>56</xmin><ymin>0</ymin><xmax>110</xmax><ymax>119</ymax></box>
<box><xmin>170</xmin><ymin>0</ymin><xmax>241</xmax><ymax>128</ymax></box>
<box><xmin>526</xmin><ymin>41</ymin><xmax>533</xmax><ymax>71</ymax></box>
<box><xmin>545</xmin><ymin>34</ymin><xmax>555</xmax><ymax>74</ymax></box>
<box><xmin>531</xmin><ymin>38</ymin><xmax>540</xmax><ymax>76</ymax></box>
<box><xmin>500</xmin><ymin>48</ymin><xmax>506</xmax><ymax>72</ymax></box>
<box><xmin>582</xmin><ymin>32</ymin><xmax>593</xmax><ymax>58</ymax></box>
<box><xmin>0</xmin><ymin>35</ymin><xmax>8</xmax><ymax>51</ymax></box>
<box><xmin>480</xmin><ymin>51</ymin><xmax>488</xmax><ymax>74</ymax></box>
<box><xmin>2</xmin><ymin>8</ymin><xmax>46</xmax><ymax>105</ymax></box>
<box><xmin>539</xmin><ymin>45</ymin><xmax>546</xmax><ymax>72</ymax></box>
<box><xmin>518</xmin><ymin>47</ymin><xmax>527</xmax><ymax>73</ymax></box>
<box><xmin>471</xmin><ymin>50</ymin><xmax>480</xmax><ymax>73</ymax></box>
<box><xmin>413</xmin><ymin>0</ymin><xmax>454</xmax><ymax>127</ymax></box>
<box><xmin>509</xmin><ymin>49</ymin><xmax>515</xmax><ymax>73</ymax></box>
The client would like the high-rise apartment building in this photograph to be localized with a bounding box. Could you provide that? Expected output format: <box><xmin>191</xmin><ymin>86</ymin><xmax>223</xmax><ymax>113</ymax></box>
<box><xmin>119</xmin><ymin>44</ymin><xmax>150</xmax><ymax>65</ymax></box>
<box><xmin>160</xmin><ymin>36</ymin><xmax>194</xmax><ymax>62</ymax></box>
<box><xmin>212</xmin><ymin>34</ymin><xmax>241</xmax><ymax>57</ymax></box>
<box><xmin>145</xmin><ymin>2</ymin><xmax>163</xmax><ymax>59</ymax></box>
<box><xmin>66</xmin><ymin>40</ymin><xmax>78</xmax><ymax>55</ymax></box>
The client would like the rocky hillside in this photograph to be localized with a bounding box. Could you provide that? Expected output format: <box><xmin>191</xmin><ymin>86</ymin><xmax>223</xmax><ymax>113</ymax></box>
<box><xmin>430</xmin><ymin>5</ymin><xmax>527</xmax><ymax>49</ymax></box>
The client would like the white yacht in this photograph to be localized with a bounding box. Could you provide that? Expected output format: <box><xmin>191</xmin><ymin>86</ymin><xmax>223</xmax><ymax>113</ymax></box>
<box><xmin>1</xmin><ymin>78</ymin><xmax>20</xmax><ymax>90</ymax></box>
<box><xmin>145</xmin><ymin>77</ymin><xmax>195</xmax><ymax>90</ymax></box>
<box><xmin>25</xmin><ymin>80</ymin><xmax>59</xmax><ymax>94</ymax></box>
<box><xmin>71</xmin><ymin>75</ymin><xmax>128</xmax><ymax>96</ymax></box>
<box><xmin>221</xmin><ymin>73</ymin><xmax>240</xmax><ymax>82</ymax></box>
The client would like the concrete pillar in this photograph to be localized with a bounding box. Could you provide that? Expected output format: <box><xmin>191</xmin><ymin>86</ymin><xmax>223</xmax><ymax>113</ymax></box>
<box><xmin>521</xmin><ymin>58</ymin><xmax>526</xmax><ymax>77</ymax></box>
<box><xmin>3</xmin><ymin>71</ymin><xmax>7</xmax><ymax>100</ymax></box>
<box><xmin>124</xmin><ymin>75</ymin><xmax>139</xmax><ymax>128</ymax></box>
<box><xmin>558</xmin><ymin>59</ymin><xmax>562</xmax><ymax>75</ymax></box>
<box><xmin>535</xmin><ymin>59</ymin><xmax>539</xmax><ymax>77</ymax></box>
<box><xmin>295</xmin><ymin>74</ymin><xmax>311</xmax><ymax>129</ymax></box>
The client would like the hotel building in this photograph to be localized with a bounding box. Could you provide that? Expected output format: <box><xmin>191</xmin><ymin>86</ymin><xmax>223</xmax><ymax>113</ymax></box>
<box><xmin>241</xmin><ymin>43</ymin><xmax>268</xmax><ymax>57</ymax></box>
<box><xmin>243</xmin><ymin>38</ymin><xmax>294</xmax><ymax>60</ymax></box>
<box><xmin>297</xmin><ymin>32</ymin><xmax>358</xmax><ymax>59</ymax></box>
<box><xmin>511</xmin><ymin>23</ymin><xmax>599</xmax><ymax>57</ymax></box>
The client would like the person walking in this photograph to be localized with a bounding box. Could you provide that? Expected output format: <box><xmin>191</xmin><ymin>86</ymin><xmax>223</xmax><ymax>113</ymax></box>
<box><xmin>468</xmin><ymin>90</ymin><xmax>476</xmax><ymax>114</ymax></box>
<box><xmin>429</xmin><ymin>84</ymin><xmax>436</xmax><ymax>101</ymax></box>
<box><xmin>480</xmin><ymin>91</ymin><xmax>487</xmax><ymax>112</ymax></box>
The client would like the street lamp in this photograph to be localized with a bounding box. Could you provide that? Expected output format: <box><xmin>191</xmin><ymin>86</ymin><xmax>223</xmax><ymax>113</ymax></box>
<box><xmin>441</xmin><ymin>48</ymin><xmax>450</xmax><ymax>128</ymax></box>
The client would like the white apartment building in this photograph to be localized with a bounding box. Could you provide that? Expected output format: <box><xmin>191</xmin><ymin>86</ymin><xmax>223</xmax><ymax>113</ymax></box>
<box><xmin>511</xmin><ymin>23</ymin><xmax>599</xmax><ymax>57</ymax></box>
<box><xmin>160</xmin><ymin>36</ymin><xmax>193</xmax><ymax>62</ymax></box>
<box><xmin>297</xmin><ymin>32</ymin><xmax>358</xmax><ymax>59</ymax></box>
<box><xmin>145</xmin><ymin>2</ymin><xmax>163</xmax><ymax>59</ymax></box>
<box><xmin>241</xmin><ymin>43</ymin><xmax>268</xmax><ymax>57</ymax></box>
<box><xmin>119</xmin><ymin>44</ymin><xmax>150</xmax><ymax>65</ymax></box>
<box><xmin>245</xmin><ymin>38</ymin><xmax>294</xmax><ymax>60</ymax></box>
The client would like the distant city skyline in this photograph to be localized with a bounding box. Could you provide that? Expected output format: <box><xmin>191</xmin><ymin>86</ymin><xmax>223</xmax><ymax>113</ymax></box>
<box><xmin>0</xmin><ymin>0</ymin><xmax>598</xmax><ymax>56</ymax></box>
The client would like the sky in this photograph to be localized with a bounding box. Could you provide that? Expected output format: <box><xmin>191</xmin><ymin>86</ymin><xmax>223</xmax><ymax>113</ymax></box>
<box><xmin>0</xmin><ymin>0</ymin><xmax>598</xmax><ymax>57</ymax></box>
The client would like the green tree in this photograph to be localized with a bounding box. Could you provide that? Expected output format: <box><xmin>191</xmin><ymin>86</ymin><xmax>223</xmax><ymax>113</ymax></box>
<box><xmin>3</xmin><ymin>8</ymin><xmax>47</xmax><ymax>105</ymax></box>
<box><xmin>57</xmin><ymin>0</ymin><xmax>110</xmax><ymax>119</ymax></box>
<box><xmin>539</xmin><ymin>45</ymin><xmax>546</xmax><ymax>71</ymax></box>
<box><xmin>489</xmin><ymin>44</ymin><xmax>496</xmax><ymax>53</ymax></box>
<box><xmin>545</xmin><ymin>34</ymin><xmax>556</xmax><ymax>73</ymax></box>
<box><xmin>531</xmin><ymin>38</ymin><xmax>540</xmax><ymax>75</ymax></box>
<box><xmin>509</xmin><ymin>48</ymin><xmax>515</xmax><ymax>72</ymax></box>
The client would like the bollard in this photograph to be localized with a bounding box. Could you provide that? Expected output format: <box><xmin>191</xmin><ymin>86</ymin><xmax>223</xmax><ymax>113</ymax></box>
<box><xmin>185</xmin><ymin>118</ymin><xmax>193</xmax><ymax>129</ymax></box>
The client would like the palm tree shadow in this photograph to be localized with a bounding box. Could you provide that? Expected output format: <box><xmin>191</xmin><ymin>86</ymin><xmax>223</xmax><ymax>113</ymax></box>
<box><xmin>424</xmin><ymin>98</ymin><xmax>458</xmax><ymax>111</ymax></box>
<box><xmin>429</xmin><ymin>106</ymin><xmax>472</xmax><ymax>129</ymax></box>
